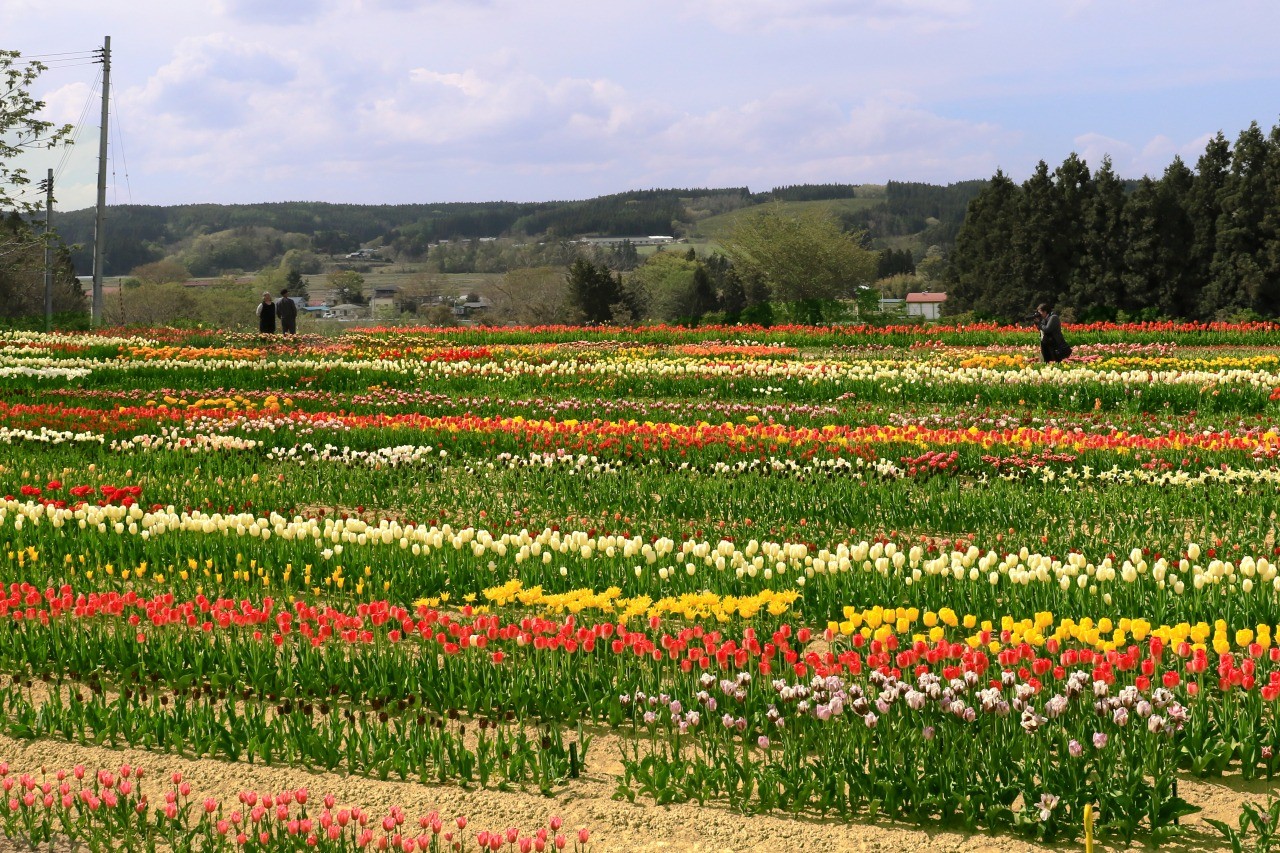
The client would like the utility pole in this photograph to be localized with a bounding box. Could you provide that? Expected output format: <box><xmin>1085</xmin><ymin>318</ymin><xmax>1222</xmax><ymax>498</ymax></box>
<box><xmin>42</xmin><ymin>169</ymin><xmax>53</xmax><ymax>331</ymax></box>
<box><xmin>91</xmin><ymin>35</ymin><xmax>110</xmax><ymax>326</ymax></box>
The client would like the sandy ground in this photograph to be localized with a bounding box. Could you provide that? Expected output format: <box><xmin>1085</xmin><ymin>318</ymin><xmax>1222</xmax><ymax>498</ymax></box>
<box><xmin>0</xmin><ymin>719</ymin><xmax>1276</xmax><ymax>853</ymax></box>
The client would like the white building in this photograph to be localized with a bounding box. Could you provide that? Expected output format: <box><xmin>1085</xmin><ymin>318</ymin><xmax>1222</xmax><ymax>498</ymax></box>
<box><xmin>905</xmin><ymin>291</ymin><xmax>947</xmax><ymax>320</ymax></box>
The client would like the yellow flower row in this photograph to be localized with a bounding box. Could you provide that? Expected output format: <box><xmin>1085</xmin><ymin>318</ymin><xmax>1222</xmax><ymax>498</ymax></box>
<box><xmin>828</xmin><ymin>605</ymin><xmax>1278</xmax><ymax>656</ymax></box>
<box><xmin>481</xmin><ymin>579</ymin><xmax>799</xmax><ymax>622</ymax></box>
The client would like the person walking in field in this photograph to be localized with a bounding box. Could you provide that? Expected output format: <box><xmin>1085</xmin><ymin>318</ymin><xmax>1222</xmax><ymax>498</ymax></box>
<box><xmin>256</xmin><ymin>292</ymin><xmax>277</xmax><ymax>334</ymax></box>
<box><xmin>277</xmin><ymin>287</ymin><xmax>298</xmax><ymax>335</ymax></box>
<box><xmin>1034</xmin><ymin>303</ymin><xmax>1071</xmax><ymax>363</ymax></box>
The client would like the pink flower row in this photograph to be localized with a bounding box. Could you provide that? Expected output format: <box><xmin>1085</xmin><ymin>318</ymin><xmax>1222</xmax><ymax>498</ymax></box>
<box><xmin>0</xmin><ymin>761</ymin><xmax>591</xmax><ymax>852</ymax></box>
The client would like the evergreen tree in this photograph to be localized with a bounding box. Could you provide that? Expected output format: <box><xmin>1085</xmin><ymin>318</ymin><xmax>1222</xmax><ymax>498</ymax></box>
<box><xmin>1071</xmin><ymin>156</ymin><xmax>1127</xmax><ymax>319</ymax></box>
<box><xmin>1188</xmin><ymin>132</ymin><xmax>1231</xmax><ymax>316</ymax></box>
<box><xmin>690</xmin><ymin>264</ymin><xmax>718</xmax><ymax>323</ymax></box>
<box><xmin>1206</xmin><ymin>122</ymin><xmax>1271</xmax><ymax>315</ymax></box>
<box><xmin>948</xmin><ymin>171</ymin><xmax>1025</xmax><ymax>318</ymax></box>
<box><xmin>1260</xmin><ymin>123</ymin><xmax>1280</xmax><ymax>308</ymax></box>
<box><xmin>1153</xmin><ymin>158</ymin><xmax>1198</xmax><ymax>317</ymax></box>
<box><xmin>703</xmin><ymin>253</ymin><xmax>745</xmax><ymax>320</ymax></box>
<box><xmin>566</xmin><ymin>258</ymin><xmax>620</xmax><ymax>323</ymax></box>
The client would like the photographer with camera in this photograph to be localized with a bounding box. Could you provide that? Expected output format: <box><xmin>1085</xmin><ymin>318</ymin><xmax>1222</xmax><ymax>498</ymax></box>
<box><xmin>1031</xmin><ymin>304</ymin><xmax>1072</xmax><ymax>363</ymax></box>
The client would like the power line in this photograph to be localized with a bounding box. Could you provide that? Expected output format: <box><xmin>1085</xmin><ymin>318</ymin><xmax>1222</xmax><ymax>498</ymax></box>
<box><xmin>109</xmin><ymin>77</ymin><xmax>133</xmax><ymax>205</ymax></box>
<box><xmin>53</xmin><ymin>66</ymin><xmax>102</xmax><ymax>182</ymax></box>
<box><xmin>20</xmin><ymin>50</ymin><xmax>99</xmax><ymax>59</ymax></box>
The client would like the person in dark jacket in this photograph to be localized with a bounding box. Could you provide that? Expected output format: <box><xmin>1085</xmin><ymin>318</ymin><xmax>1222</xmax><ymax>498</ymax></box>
<box><xmin>256</xmin><ymin>292</ymin><xmax>276</xmax><ymax>334</ymax></box>
<box><xmin>1035</xmin><ymin>304</ymin><xmax>1071</xmax><ymax>363</ymax></box>
<box><xmin>276</xmin><ymin>288</ymin><xmax>298</xmax><ymax>335</ymax></box>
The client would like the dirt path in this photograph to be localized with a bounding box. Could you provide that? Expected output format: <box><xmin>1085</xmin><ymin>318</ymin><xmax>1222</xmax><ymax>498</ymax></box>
<box><xmin>0</xmin><ymin>726</ymin><xmax>1276</xmax><ymax>852</ymax></box>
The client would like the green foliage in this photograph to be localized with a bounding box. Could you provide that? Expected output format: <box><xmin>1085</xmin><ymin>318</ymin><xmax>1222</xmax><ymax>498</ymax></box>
<box><xmin>948</xmin><ymin>119</ymin><xmax>1280</xmax><ymax>321</ymax></box>
<box><xmin>0</xmin><ymin>50</ymin><xmax>74</xmax><ymax>215</ymax></box>
<box><xmin>624</xmin><ymin>251</ymin><xmax>702</xmax><ymax>324</ymax></box>
<box><xmin>327</xmin><ymin>269</ymin><xmax>366</xmax><ymax>305</ymax></box>
<box><xmin>129</xmin><ymin>259</ymin><xmax>190</xmax><ymax>286</ymax></box>
<box><xmin>566</xmin><ymin>258</ymin><xmax>622</xmax><ymax>323</ymax></box>
<box><xmin>0</xmin><ymin>212</ymin><xmax>85</xmax><ymax>321</ymax></box>
<box><xmin>720</xmin><ymin>205</ymin><xmax>878</xmax><ymax>307</ymax></box>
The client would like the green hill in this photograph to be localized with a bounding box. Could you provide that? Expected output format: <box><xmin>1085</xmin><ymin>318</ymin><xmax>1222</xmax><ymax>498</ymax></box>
<box><xmin>49</xmin><ymin>181</ymin><xmax>982</xmax><ymax>277</ymax></box>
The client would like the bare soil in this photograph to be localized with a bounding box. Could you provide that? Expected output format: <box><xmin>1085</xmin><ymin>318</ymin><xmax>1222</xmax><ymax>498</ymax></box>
<box><xmin>0</xmin><ymin>722</ymin><xmax>1275</xmax><ymax>852</ymax></box>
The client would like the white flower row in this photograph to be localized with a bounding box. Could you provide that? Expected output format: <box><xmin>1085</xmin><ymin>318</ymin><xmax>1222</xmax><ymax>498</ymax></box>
<box><xmin>3</xmin><ymin>350</ymin><xmax>1278</xmax><ymax>390</ymax></box>
<box><xmin>0</xmin><ymin>498</ymin><xmax>1275</xmax><ymax>597</ymax></box>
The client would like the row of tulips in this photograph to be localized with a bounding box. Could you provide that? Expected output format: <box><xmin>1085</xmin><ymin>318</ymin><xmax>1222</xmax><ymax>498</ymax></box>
<box><xmin>7</xmin><ymin>320</ymin><xmax>1280</xmax><ymax>351</ymax></box>
<box><xmin>0</xmin><ymin>761</ymin><xmax>590</xmax><ymax>852</ymax></box>
<box><xmin>4</xmin><ymin>499</ymin><xmax>1280</xmax><ymax>625</ymax></box>
<box><xmin>3</xmin><ymin>582</ymin><xmax>1280</xmax><ymax>786</ymax></box>
<box><xmin>0</xmin><ymin>679</ymin><xmax>585</xmax><ymax>794</ymax></box>
<box><xmin>615</xmin><ymin>667</ymin><xmax>1194</xmax><ymax>844</ymax></box>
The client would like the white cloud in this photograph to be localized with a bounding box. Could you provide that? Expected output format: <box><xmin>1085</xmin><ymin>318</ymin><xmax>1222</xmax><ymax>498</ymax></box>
<box><xmin>692</xmin><ymin>0</ymin><xmax>973</xmax><ymax>33</ymax></box>
<box><xmin>214</xmin><ymin>0</ymin><xmax>332</xmax><ymax>25</ymax></box>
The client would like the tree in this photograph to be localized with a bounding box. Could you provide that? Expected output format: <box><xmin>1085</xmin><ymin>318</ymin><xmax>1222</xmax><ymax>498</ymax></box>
<box><xmin>701</xmin><ymin>252</ymin><xmax>745</xmax><ymax>320</ymax></box>
<box><xmin>915</xmin><ymin>246</ymin><xmax>946</xmax><ymax>282</ymax></box>
<box><xmin>0</xmin><ymin>211</ymin><xmax>85</xmax><ymax>321</ymax></box>
<box><xmin>492</xmin><ymin>266</ymin><xmax>574</xmax><ymax>325</ymax></box>
<box><xmin>719</xmin><ymin>205</ymin><xmax>877</xmax><ymax>322</ymax></box>
<box><xmin>130</xmin><ymin>259</ymin><xmax>191</xmax><ymax>286</ymax></box>
<box><xmin>1070</xmin><ymin>156</ymin><xmax>1126</xmax><ymax>320</ymax></box>
<box><xmin>566</xmin><ymin>258</ymin><xmax>621</xmax><ymax>323</ymax></box>
<box><xmin>1</xmin><ymin>51</ymin><xmax>73</xmax><ymax>216</ymax></box>
<box><xmin>606</xmin><ymin>239</ymin><xmax>640</xmax><ymax>271</ymax></box>
<box><xmin>624</xmin><ymin>251</ymin><xmax>701</xmax><ymax>324</ymax></box>
<box><xmin>1188</xmin><ymin>132</ymin><xmax>1231</xmax><ymax>317</ymax></box>
<box><xmin>280</xmin><ymin>247</ymin><xmax>323</xmax><ymax>275</ymax></box>
<box><xmin>327</xmin><ymin>269</ymin><xmax>365</xmax><ymax>305</ymax></box>
<box><xmin>284</xmin><ymin>268</ymin><xmax>309</xmax><ymax>302</ymax></box>
<box><xmin>1205</xmin><ymin>122</ymin><xmax>1273</xmax><ymax>316</ymax></box>
<box><xmin>1013</xmin><ymin>158</ymin><xmax>1087</xmax><ymax>313</ymax></box>
<box><xmin>947</xmin><ymin>170</ymin><xmax>1025</xmax><ymax>318</ymax></box>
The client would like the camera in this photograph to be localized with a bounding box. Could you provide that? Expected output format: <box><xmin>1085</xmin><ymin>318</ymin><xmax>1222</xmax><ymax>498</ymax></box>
<box><xmin>1023</xmin><ymin>313</ymin><xmax>1040</xmax><ymax>323</ymax></box>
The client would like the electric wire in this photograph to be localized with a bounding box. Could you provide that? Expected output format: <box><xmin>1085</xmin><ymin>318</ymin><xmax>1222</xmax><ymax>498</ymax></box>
<box><xmin>109</xmin><ymin>77</ymin><xmax>133</xmax><ymax>205</ymax></box>
<box><xmin>52</xmin><ymin>66</ymin><xmax>102</xmax><ymax>182</ymax></box>
<box><xmin>18</xmin><ymin>50</ymin><xmax>99</xmax><ymax>59</ymax></box>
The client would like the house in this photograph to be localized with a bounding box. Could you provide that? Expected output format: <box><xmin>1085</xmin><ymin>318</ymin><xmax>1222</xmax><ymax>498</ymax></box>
<box><xmin>905</xmin><ymin>291</ymin><xmax>947</xmax><ymax>321</ymax></box>
<box><xmin>370</xmin><ymin>286</ymin><xmax>400</xmax><ymax>315</ymax></box>
<box><xmin>452</xmin><ymin>295</ymin><xmax>493</xmax><ymax>319</ymax></box>
<box><xmin>575</xmin><ymin>235</ymin><xmax>674</xmax><ymax>248</ymax></box>
<box><xmin>324</xmin><ymin>303</ymin><xmax>367</xmax><ymax>321</ymax></box>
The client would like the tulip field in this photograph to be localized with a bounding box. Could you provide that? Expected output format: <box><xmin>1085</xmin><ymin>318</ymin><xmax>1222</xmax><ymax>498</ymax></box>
<box><xmin>2</xmin><ymin>320</ymin><xmax>1280</xmax><ymax>851</ymax></box>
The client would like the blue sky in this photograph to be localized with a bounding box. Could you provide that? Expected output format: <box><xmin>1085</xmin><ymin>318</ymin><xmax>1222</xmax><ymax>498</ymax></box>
<box><xmin>5</xmin><ymin>0</ymin><xmax>1279</xmax><ymax>211</ymax></box>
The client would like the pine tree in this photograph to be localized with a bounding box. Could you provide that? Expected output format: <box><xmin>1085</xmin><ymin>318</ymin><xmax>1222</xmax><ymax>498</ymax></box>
<box><xmin>566</xmin><ymin>258</ymin><xmax>620</xmax><ymax>323</ymax></box>
<box><xmin>1207</xmin><ymin>122</ymin><xmax>1270</xmax><ymax>315</ymax></box>
<box><xmin>1188</xmin><ymin>132</ymin><xmax>1231</xmax><ymax>316</ymax></box>
<box><xmin>1071</xmin><ymin>156</ymin><xmax>1126</xmax><ymax>319</ymax></box>
<box><xmin>947</xmin><ymin>170</ymin><xmax>1025</xmax><ymax>318</ymax></box>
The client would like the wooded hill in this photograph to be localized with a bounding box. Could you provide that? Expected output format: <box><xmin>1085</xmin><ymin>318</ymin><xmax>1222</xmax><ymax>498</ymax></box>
<box><xmin>51</xmin><ymin>182</ymin><xmax>984</xmax><ymax>277</ymax></box>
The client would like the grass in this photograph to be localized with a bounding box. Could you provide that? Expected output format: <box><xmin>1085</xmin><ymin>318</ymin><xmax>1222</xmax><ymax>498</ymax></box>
<box><xmin>689</xmin><ymin>196</ymin><xmax>887</xmax><ymax>241</ymax></box>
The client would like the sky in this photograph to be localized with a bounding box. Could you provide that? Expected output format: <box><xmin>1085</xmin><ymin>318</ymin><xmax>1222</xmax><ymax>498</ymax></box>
<box><xmin>6</xmin><ymin>0</ymin><xmax>1280</xmax><ymax>212</ymax></box>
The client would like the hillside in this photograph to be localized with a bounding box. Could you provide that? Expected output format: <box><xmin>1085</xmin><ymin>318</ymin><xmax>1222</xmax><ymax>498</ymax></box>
<box><xmin>50</xmin><ymin>181</ymin><xmax>983</xmax><ymax>277</ymax></box>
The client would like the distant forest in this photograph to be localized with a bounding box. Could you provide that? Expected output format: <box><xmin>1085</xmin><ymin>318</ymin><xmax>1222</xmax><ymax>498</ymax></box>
<box><xmin>51</xmin><ymin>182</ymin><xmax>984</xmax><ymax>277</ymax></box>
<box><xmin>947</xmin><ymin>120</ymin><xmax>1280</xmax><ymax>322</ymax></box>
